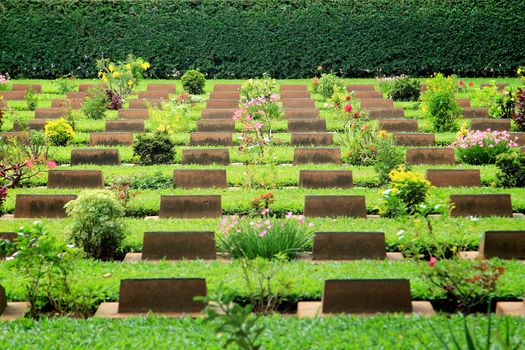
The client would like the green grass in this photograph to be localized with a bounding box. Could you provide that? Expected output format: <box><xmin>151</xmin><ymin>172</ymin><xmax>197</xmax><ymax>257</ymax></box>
<box><xmin>0</xmin><ymin>315</ymin><xmax>524</xmax><ymax>350</ymax></box>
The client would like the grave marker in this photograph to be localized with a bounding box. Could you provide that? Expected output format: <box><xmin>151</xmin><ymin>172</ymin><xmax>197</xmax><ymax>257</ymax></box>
<box><xmin>360</xmin><ymin>98</ymin><xmax>394</xmax><ymax>108</ymax></box>
<box><xmin>462</xmin><ymin>108</ymin><xmax>489</xmax><ymax>118</ymax></box>
<box><xmin>479</xmin><ymin>231</ymin><xmax>525</xmax><ymax>259</ymax></box>
<box><xmin>406</xmin><ymin>148</ymin><xmax>455</xmax><ymax>165</ymax></box>
<box><xmin>287</xmin><ymin>119</ymin><xmax>326</xmax><ymax>132</ymax></box>
<box><xmin>304</xmin><ymin>195</ymin><xmax>366</xmax><ymax>218</ymax></box>
<box><xmin>128</xmin><ymin>99</ymin><xmax>163</xmax><ymax>109</ymax></box>
<box><xmin>89</xmin><ymin>132</ymin><xmax>134</xmax><ymax>146</ymax></box>
<box><xmin>209</xmin><ymin>91</ymin><xmax>240</xmax><ymax>99</ymax></box>
<box><xmin>280</xmin><ymin>91</ymin><xmax>311</xmax><ymax>99</ymax></box>
<box><xmin>293</xmin><ymin>148</ymin><xmax>341</xmax><ymax>165</ymax></box>
<box><xmin>425</xmin><ymin>169</ymin><xmax>481</xmax><ymax>187</ymax></box>
<box><xmin>312</xmin><ymin>232</ymin><xmax>386</xmax><ymax>260</ymax></box>
<box><xmin>147</xmin><ymin>84</ymin><xmax>176</xmax><ymax>93</ymax></box>
<box><xmin>450</xmin><ymin>194</ymin><xmax>513</xmax><ymax>217</ymax></box>
<box><xmin>355</xmin><ymin>91</ymin><xmax>383</xmax><ymax>99</ymax></box>
<box><xmin>105</xmin><ymin>120</ymin><xmax>145</xmax><ymax>132</ymax></box>
<box><xmin>393</xmin><ymin>133</ymin><xmax>435</xmax><ymax>146</ymax></box>
<box><xmin>206</xmin><ymin>100</ymin><xmax>239</xmax><ymax>109</ymax></box>
<box><xmin>347</xmin><ymin>84</ymin><xmax>375</xmax><ymax>92</ymax></box>
<box><xmin>173</xmin><ymin>169</ymin><xmax>227</xmax><ymax>188</ymax></box>
<box><xmin>0</xmin><ymin>91</ymin><xmax>26</xmax><ymax>100</ymax></box>
<box><xmin>291</xmin><ymin>133</ymin><xmax>333</xmax><ymax>146</ymax></box>
<box><xmin>196</xmin><ymin>120</ymin><xmax>235</xmax><ymax>132</ymax></box>
<box><xmin>213</xmin><ymin>84</ymin><xmax>241</xmax><ymax>91</ymax></box>
<box><xmin>368</xmin><ymin>108</ymin><xmax>405</xmax><ymax>119</ymax></box>
<box><xmin>118</xmin><ymin>109</ymin><xmax>149</xmax><ymax>120</ymax></box>
<box><xmin>51</xmin><ymin>99</ymin><xmax>83</xmax><ymax>109</ymax></box>
<box><xmin>189</xmin><ymin>132</ymin><xmax>233</xmax><ymax>146</ymax></box>
<box><xmin>285</xmin><ymin>109</ymin><xmax>320</xmax><ymax>119</ymax></box>
<box><xmin>282</xmin><ymin>99</ymin><xmax>316</xmax><ymax>108</ymax></box>
<box><xmin>299</xmin><ymin>170</ymin><xmax>353</xmax><ymax>188</ymax></box>
<box><xmin>142</xmin><ymin>232</ymin><xmax>216</xmax><ymax>260</ymax></box>
<box><xmin>78</xmin><ymin>84</ymin><xmax>108</xmax><ymax>92</ymax></box>
<box><xmin>201</xmin><ymin>109</ymin><xmax>235</xmax><ymax>119</ymax></box>
<box><xmin>470</xmin><ymin>119</ymin><xmax>511</xmax><ymax>131</ymax></box>
<box><xmin>379</xmin><ymin>119</ymin><xmax>418</xmax><ymax>132</ymax></box>
<box><xmin>70</xmin><ymin>149</ymin><xmax>121</xmax><ymax>165</ymax></box>
<box><xmin>11</xmin><ymin>84</ymin><xmax>42</xmax><ymax>93</ymax></box>
<box><xmin>159</xmin><ymin>195</ymin><xmax>221</xmax><ymax>218</ymax></box>
<box><xmin>182</xmin><ymin>149</ymin><xmax>230</xmax><ymax>165</ymax></box>
<box><xmin>47</xmin><ymin>170</ymin><xmax>104</xmax><ymax>189</ymax></box>
<box><xmin>34</xmin><ymin>108</ymin><xmax>68</xmax><ymax>119</ymax></box>
<box><xmin>280</xmin><ymin>84</ymin><xmax>308</xmax><ymax>91</ymax></box>
<box><xmin>14</xmin><ymin>194</ymin><xmax>77</xmax><ymax>218</ymax></box>
<box><xmin>137</xmin><ymin>91</ymin><xmax>170</xmax><ymax>99</ymax></box>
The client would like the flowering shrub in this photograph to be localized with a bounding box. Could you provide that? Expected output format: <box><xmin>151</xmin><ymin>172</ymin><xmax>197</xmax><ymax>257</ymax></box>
<box><xmin>0</xmin><ymin>132</ymin><xmax>55</xmax><ymax>188</ymax></box>
<box><xmin>97</xmin><ymin>55</ymin><xmax>150</xmax><ymax>108</ymax></box>
<box><xmin>233</xmin><ymin>94</ymin><xmax>281</xmax><ymax>164</ymax></box>
<box><xmin>378</xmin><ymin>166</ymin><xmax>431</xmax><ymax>217</ymax></box>
<box><xmin>424</xmin><ymin>259</ymin><xmax>505</xmax><ymax>313</ymax></box>
<box><xmin>317</xmin><ymin>73</ymin><xmax>345</xmax><ymax>99</ymax></box>
<box><xmin>513</xmin><ymin>87</ymin><xmax>525</xmax><ymax>131</ymax></box>
<box><xmin>475</xmin><ymin>84</ymin><xmax>515</xmax><ymax>119</ymax></box>
<box><xmin>420</xmin><ymin>73</ymin><xmax>461</xmax><ymax>132</ymax></box>
<box><xmin>377</xmin><ymin>75</ymin><xmax>420</xmax><ymax>101</ymax></box>
<box><xmin>451</xmin><ymin>127</ymin><xmax>518</xmax><ymax>165</ymax></box>
<box><xmin>0</xmin><ymin>73</ymin><xmax>10</xmax><ymax>91</ymax></box>
<box><xmin>148</xmin><ymin>100</ymin><xmax>192</xmax><ymax>134</ymax></box>
<box><xmin>240</xmin><ymin>74</ymin><xmax>276</xmax><ymax>102</ymax></box>
<box><xmin>312</xmin><ymin>76</ymin><xmax>319</xmax><ymax>93</ymax></box>
<box><xmin>217</xmin><ymin>212</ymin><xmax>314</xmax><ymax>260</ymax></box>
<box><xmin>250</xmin><ymin>192</ymin><xmax>274</xmax><ymax>214</ymax></box>
<box><xmin>456</xmin><ymin>79</ymin><xmax>474</xmax><ymax>93</ymax></box>
<box><xmin>325</xmin><ymin>85</ymin><xmax>351</xmax><ymax>109</ymax></box>
<box><xmin>81</xmin><ymin>88</ymin><xmax>109</xmax><ymax>120</ymax></box>
<box><xmin>44</xmin><ymin>118</ymin><xmax>75</xmax><ymax>146</ymax></box>
<box><xmin>0</xmin><ymin>185</ymin><xmax>7</xmax><ymax>215</ymax></box>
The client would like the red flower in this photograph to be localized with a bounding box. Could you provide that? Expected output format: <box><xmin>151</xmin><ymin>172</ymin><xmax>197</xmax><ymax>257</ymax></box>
<box><xmin>459</xmin><ymin>80</ymin><xmax>465</xmax><ymax>86</ymax></box>
<box><xmin>344</xmin><ymin>104</ymin><xmax>353</xmax><ymax>112</ymax></box>
<box><xmin>345</xmin><ymin>96</ymin><xmax>352</xmax><ymax>101</ymax></box>
<box><xmin>469</xmin><ymin>82</ymin><xmax>474</xmax><ymax>87</ymax></box>
<box><xmin>429</xmin><ymin>257</ymin><xmax>437</xmax><ymax>267</ymax></box>
<box><xmin>47</xmin><ymin>160</ymin><xmax>57</xmax><ymax>169</ymax></box>
<box><xmin>354</xmin><ymin>111</ymin><xmax>360</xmax><ymax>118</ymax></box>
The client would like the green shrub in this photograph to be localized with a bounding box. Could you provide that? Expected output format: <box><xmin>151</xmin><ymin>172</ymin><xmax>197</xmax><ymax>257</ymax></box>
<box><xmin>317</xmin><ymin>73</ymin><xmax>345</xmax><ymax>99</ymax></box>
<box><xmin>44</xmin><ymin>118</ymin><xmax>75</xmax><ymax>146</ymax></box>
<box><xmin>25</xmin><ymin>87</ymin><xmax>38</xmax><ymax>110</ymax></box>
<box><xmin>180</xmin><ymin>69</ymin><xmax>205</xmax><ymax>94</ymax></box>
<box><xmin>240</xmin><ymin>74</ymin><xmax>276</xmax><ymax>102</ymax></box>
<box><xmin>56</xmin><ymin>75</ymin><xmax>76</xmax><ymax>94</ymax></box>
<box><xmin>81</xmin><ymin>88</ymin><xmax>108</xmax><ymax>119</ymax></box>
<box><xmin>496</xmin><ymin>152</ymin><xmax>525</xmax><ymax>188</ymax></box>
<box><xmin>132</xmin><ymin>131</ymin><xmax>175</xmax><ymax>165</ymax></box>
<box><xmin>65</xmin><ymin>189</ymin><xmax>126</xmax><ymax>260</ymax></box>
<box><xmin>386</xmin><ymin>76</ymin><xmax>420</xmax><ymax>101</ymax></box>
<box><xmin>421</xmin><ymin>74</ymin><xmax>461</xmax><ymax>132</ymax></box>
<box><xmin>373</xmin><ymin>134</ymin><xmax>405</xmax><ymax>185</ymax></box>
<box><xmin>218</xmin><ymin>214</ymin><xmax>314</xmax><ymax>260</ymax></box>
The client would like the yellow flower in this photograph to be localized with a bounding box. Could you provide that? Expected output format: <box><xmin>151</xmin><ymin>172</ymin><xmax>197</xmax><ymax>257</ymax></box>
<box><xmin>378</xmin><ymin>130</ymin><xmax>389</xmax><ymax>139</ymax></box>
<box><xmin>128</xmin><ymin>80</ymin><xmax>134</xmax><ymax>86</ymax></box>
<box><xmin>141</xmin><ymin>62</ymin><xmax>150</xmax><ymax>70</ymax></box>
<box><xmin>102</xmin><ymin>75</ymin><xmax>109</xmax><ymax>82</ymax></box>
<box><xmin>97</xmin><ymin>71</ymin><xmax>103</xmax><ymax>78</ymax></box>
<box><xmin>518</xmin><ymin>67</ymin><xmax>522</xmax><ymax>75</ymax></box>
<box><xmin>125</xmin><ymin>63</ymin><xmax>131</xmax><ymax>70</ymax></box>
<box><xmin>112</xmin><ymin>71</ymin><xmax>120</xmax><ymax>78</ymax></box>
<box><xmin>422</xmin><ymin>105</ymin><xmax>428</xmax><ymax>113</ymax></box>
<box><xmin>108</xmin><ymin>64</ymin><xmax>114</xmax><ymax>73</ymax></box>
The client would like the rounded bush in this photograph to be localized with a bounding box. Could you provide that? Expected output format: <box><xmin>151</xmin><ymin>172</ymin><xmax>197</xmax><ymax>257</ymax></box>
<box><xmin>180</xmin><ymin>70</ymin><xmax>205</xmax><ymax>94</ymax></box>
<box><xmin>132</xmin><ymin>131</ymin><xmax>175</xmax><ymax>165</ymax></box>
<box><xmin>44</xmin><ymin>118</ymin><xmax>75</xmax><ymax>146</ymax></box>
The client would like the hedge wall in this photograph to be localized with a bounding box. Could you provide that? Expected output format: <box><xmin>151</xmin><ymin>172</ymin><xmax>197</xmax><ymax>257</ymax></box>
<box><xmin>1</xmin><ymin>0</ymin><xmax>524</xmax><ymax>78</ymax></box>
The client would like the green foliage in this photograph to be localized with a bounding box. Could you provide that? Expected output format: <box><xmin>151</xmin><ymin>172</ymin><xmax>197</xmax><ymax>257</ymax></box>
<box><xmin>496</xmin><ymin>152</ymin><xmax>525</xmax><ymax>188</ymax></box>
<box><xmin>65</xmin><ymin>189</ymin><xmax>126</xmax><ymax>260</ymax></box>
<box><xmin>218</xmin><ymin>215</ymin><xmax>313</xmax><ymax>260</ymax></box>
<box><xmin>55</xmin><ymin>75</ymin><xmax>76</xmax><ymax>94</ymax></box>
<box><xmin>475</xmin><ymin>84</ymin><xmax>515</xmax><ymax>119</ymax></box>
<box><xmin>6</xmin><ymin>221</ymin><xmax>78</xmax><ymax>318</ymax></box>
<box><xmin>44</xmin><ymin>118</ymin><xmax>75</xmax><ymax>146</ymax></box>
<box><xmin>373</xmin><ymin>135</ymin><xmax>405</xmax><ymax>185</ymax></box>
<box><xmin>513</xmin><ymin>87</ymin><xmax>525</xmax><ymax>131</ymax></box>
<box><xmin>317</xmin><ymin>73</ymin><xmax>345</xmax><ymax>99</ymax></box>
<box><xmin>148</xmin><ymin>101</ymin><xmax>192</xmax><ymax>134</ymax></box>
<box><xmin>382</xmin><ymin>76</ymin><xmax>421</xmax><ymax>101</ymax></box>
<box><xmin>421</xmin><ymin>74</ymin><xmax>461</xmax><ymax>132</ymax></box>
<box><xmin>180</xmin><ymin>70</ymin><xmax>206</xmax><ymax>94</ymax></box>
<box><xmin>197</xmin><ymin>287</ymin><xmax>264</xmax><ymax>350</ymax></box>
<box><xmin>453</xmin><ymin>127</ymin><xmax>518</xmax><ymax>165</ymax></box>
<box><xmin>25</xmin><ymin>87</ymin><xmax>38</xmax><ymax>110</ymax></box>
<box><xmin>132</xmin><ymin>131</ymin><xmax>175</xmax><ymax>165</ymax></box>
<box><xmin>240</xmin><ymin>75</ymin><xmax>277</xmax><ymax>102</ymax></box>
<box><xmin>81</xmin><ymin>88</ymin><xmax>108</xmax><ymax>120</ymax></box>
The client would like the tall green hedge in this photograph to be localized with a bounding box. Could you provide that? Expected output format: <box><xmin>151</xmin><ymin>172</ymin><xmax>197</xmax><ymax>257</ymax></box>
<box><xmin>1</xmin><ymin>0</ymin><xmax>524</xmax><ymax>78</ymax></box>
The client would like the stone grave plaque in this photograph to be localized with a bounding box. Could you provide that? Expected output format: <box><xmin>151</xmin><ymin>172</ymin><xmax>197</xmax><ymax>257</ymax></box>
<box><xmin>479</xmin><ymin>231</ymin><xmax>525</xmax><ymax>259</ymax></box>
<box><xmin>360</xmin><ymin>99</ymin><xmax>393</xmax><ymax>108</ymax></box>
<box><xmin>66</xmin><ymin>92</ymin><xmax>88</xmax><ymax>99</ymax></box>
<box><xmin>142</xmin><ymin>232</ymin><xmax>216</xmax><ymax>260</ymax></box>
<box><xmin>456</xmin><ymin>98</ymin><xmax>471</xmax><ymax>108</ymax></box>
<box><xmin>0</xmin><ymin>232</ymin><xmax>17</xmax><ymax>259</ymax></box>
<box><xmin>12</xmin><ymin>119</ymin><xmax>46</xmax><ymax>131</ymax></box>
<box><xmin>425</xmin><ymin>169</ymin><xmax>481</xmax><ymax>187</ymax></box>
<box><xmin>280</xmin><ymin>91</ymin><xmax>311</xmax><ymax>99</ymax></box>
<box><xmin>347</xmin><ymin>84</ymin><xmax>375</xmax><ymax>92</ymax></box>
<box><xmin>159</xmin><ymin>195</ymin><xmax>221</xmax><ymax>218</ymax></box>
<box><xmin>206</xmin><ymin>100</ymin><xmax>239</xmax><ymax>109</ymax></box>
<box><xmin>71</xmin><ymin>149</ymin><xmax>121</xmax><ymax>165</ymax></box>
<box><xmin>312</xmin><ymin>232</ymin><xmax>386</xmax><ymax>260</ymax></box>
<box><xmin>128</xmin><ymin>99</ymin><xmax>163</xmax><ymax>109</ymax></box>
<box><xmin>299</xmin><ymin>170</ymin><xmax>353</xmax><ymax>188</ymax></box>
<box><xmin>355</xmin><ymin>91</ymin><xmax>383</xmax><ymax>98</ymax></box>
<box><xmin>14</xmin><ymin>194</ymin><xmax>77</xmax><ymax>218</ymax></box>
<box><xmin>48</xmin><ymin>170</ymin><xmax>104</xmax><ymax>189</ymax></box>
<box><xmin>182</xmin><ymin>149</ymin><xmax>230</xmax><ymax>165</ymax></box>
<box><xmin>304</xmin><ymin>195</ymin><xmax>366</xmax><ymax>218</ymax></box>
<box><xmin>282</xmin><ymin>99</ymin><xmax>315</xmax><ymax>108</ymax></box>
<box><xmin>78</xmin><ymin>84</ymin><xmax>108</xmax><ymax>92</ymax></box>
<box><xmin>291</xmin><ymin>133</ymin><xmax>333</xmax><ymax>146</ymax></box>
<box><xmin>450</xmin><ymin>194</ymin><xmax>512</xmax><ymax>217</ymax></box>
<box><xmin>90</xmin><ymin>132</ymin><xmax>134</xmax><ymax>146</ymax></box>
<box><xmin>51</xmin><ymin>99</ymin><xmax>83</xmax><ymax>109</ymax></box>
<box><xmin>147</xmin><ymin>84</ymin><xmax>176</xmax><ymax>93</ymax></box>
<box><xmin>394</xmin><ymin>133</ymin><xmax>435</xmax><ymax>146</ymax></box>
<box><xmin>293</xmin><ymin>148</ymin><xmax>341</xmax><ymax>165</ymax></box>
<box><xmin>368</xmin><ymin>108</ymin><xmax>404</xmax><ymax>119</ymax></box>
<box><xmin>201</xmin><ymin>109</ymin><xmax>235</xmax><ymax>119</ymax></box>
<box><xmin>280</xmin><ymin>84</ymin><xmax>308</xmax><ymax>91</ymax></box>
<box><xmin>209</xmin><ymin>91</ymin><xmax>240</xmax><ymax>99</ymax></box>
<box><xmin>470</xmin><ymin>119</ymin><xmax>511</xmax><ymax>132</ymax></box>
<box><xmin>481</xmin><ymin>83</ymin><xmax>509</xmax><ymax>91</ymax></box>
<box><xmin>510</xmin><ymin>133</ymin><xmax>525</xmax><ymax>146</ymax></box>
<box><xmin>189</xmin><ymin>132</ymin><xmax>232</xmax><ymax>146</ymax></box>
<box><xmin>322</xmin><ymin>279</ymin><xmax>413</xmax><ymax>314</ymax></box>
<box><xmin>462</xmin><ymin>108</ymin><xmax>489</xmax><ymax>118</ymax></box>
<box><xmin>379</xmin><ymin>119</ymin><xmax>418</xmax><ymax>132</ymax></box>
<box><xmin>118</xmin><ymin>109</ymin><xmax>149</xmax><ymax>120</ymax></box>
<box><xmin>213</xmin><ymin>84</ymin><xmax>241</xmax><ymax>91</ymax></box>
<box><xmin>0</xmin><ymin>132</ymin><xmax>29</xmax><ymax>142</ymax></box>
<box><xmin>288</xmin><ymin>119</ymin><xmax>326</xmax><ymax>132</ymax></box>
<box><xmin>285</xmin><ymin>109</ymin><xmax>320</xmax><ymax>119</ymax></box>
<box><xmin>0</xmin><ymin>285</ymin><xmax>6</xmax><ymax>314</ymax></box>
<box><xmin>118</xmin><ymin>278</ymin><xmax>207</xmax><ymax>313</ymax></box>
<box><xmin>105</xmin><ymin>120</ymin><xmax>145</xmax><ymax>132</ymax></box>
<box><xmin>0</xmin><ymin>91</ymin><xmax>26</xmax><ymax>100</ymax></box>
<box><xmin>173</xmin><ymin>169</ymin><xmax>227</xmax><ymax>188</ymax></box>
<box><xmin>34</xmin><ymin>108</ymin><xmax>68</xmax><ymax>119</ymax></box>
<box><xmin>406</xmin><ymin>148</ymin><xmax>455</xmax><ymax>165</ymax></box>
<box><xmin>11</xmin><ymin>84</ymin><xmax>42</xmax><ymax>93</ymax></box>
<box><xmin>137</xmin><ymin>91</ymin><xmax>170</xmax><ymax>100</ymax></box>
<box><xmin>196</xmin><ymin>120</ymin><xmax>235</xmax><ymax>132</ymax></box>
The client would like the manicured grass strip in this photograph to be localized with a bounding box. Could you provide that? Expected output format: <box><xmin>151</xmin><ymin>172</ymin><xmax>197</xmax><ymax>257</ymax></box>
<box><xmin>0</xmin><ymin>259</ymin><xmax>524</xmax><ymax>303</ymax></box>
<box><xmin>0</xmin><ymin>315</ymin><xmax>523</xmax><ymax>349</ymax></box>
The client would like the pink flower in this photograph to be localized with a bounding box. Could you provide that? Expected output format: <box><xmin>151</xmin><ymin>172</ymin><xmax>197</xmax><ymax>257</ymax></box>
<box><xmin>260</xmin><ymin>208</ymin><xmax>270</xmax><ymax>215</ymax></box>
<box><xmin>344</xmin><ymin>104</ymin><xmax>353</xmax><ymax>112</ymax></box>
<box><xmin>429</xmin><ymin>257</ymin><xmax>437</xmax><ymax>267</ymax></box>
<box><xmin>285</xmin><ymin>211</ymin><xmax>293</xmax><ymax>219</ymax></box>
<box><xmin>24</xmin><ymin>159</ymin><xmax>34</xmax><ymax>169</ymax></box>
<box><xmin>258</xmin><ymin>230</ymin><xmax>267</xmax><ymax>237</ymax></box>
<box><xmin>308</xmin><ymin>222</ymin><xmax>315</xmax><ymax>227</ymax></box>
<box><xmin>254</xmin><ymin>122</ymin><xmax>263</xmax><ymax>129</ymax></box>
